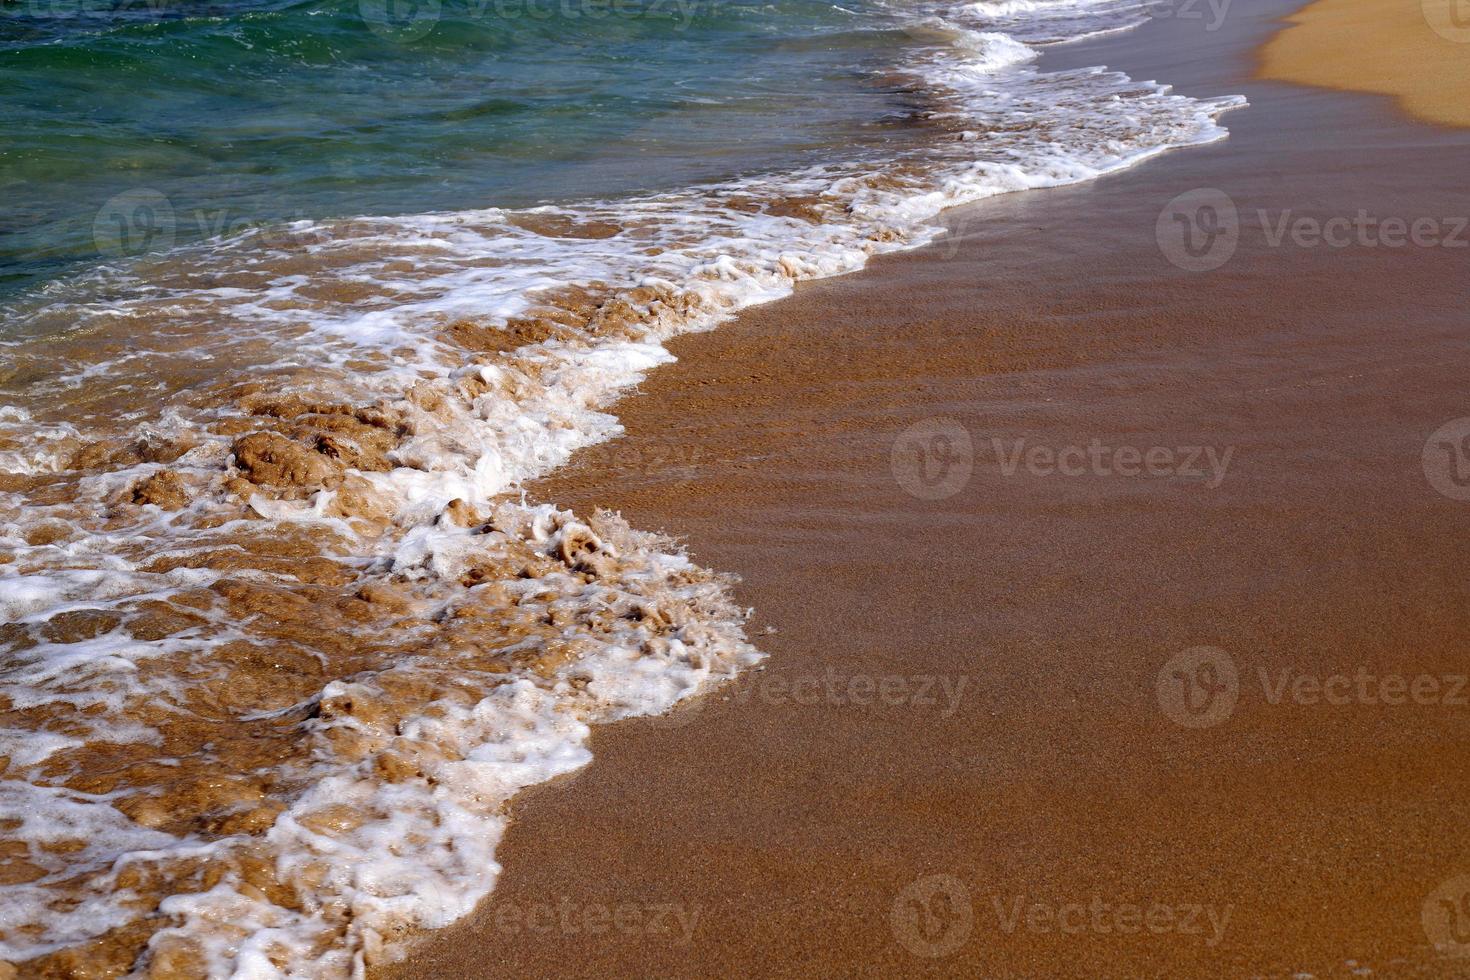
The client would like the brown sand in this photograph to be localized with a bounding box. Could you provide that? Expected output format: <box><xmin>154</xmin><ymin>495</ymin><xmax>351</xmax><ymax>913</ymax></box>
<box><xmin>386</xmin><ymin>3</ymin><xmax>1470</xmax><ymax>977</ymax></box>
<box><xmin>1260</xmin><ymin>0</ymin><xmax>1470</xmax><ymax>128</ymax></box>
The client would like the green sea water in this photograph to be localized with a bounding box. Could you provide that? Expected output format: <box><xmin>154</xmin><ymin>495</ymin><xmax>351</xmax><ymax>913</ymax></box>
<box><xmin>0</xmin><ymin>0</ymin><xmax>924</xmax><ymax>296</ymax></box>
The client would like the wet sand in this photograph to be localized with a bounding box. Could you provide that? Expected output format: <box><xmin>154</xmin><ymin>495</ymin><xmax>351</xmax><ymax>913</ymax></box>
<box><xmin>1260</xmin><ymin>0</ymin><xmax>1470</xmax><ymax>128</ymax></box>
<box><xmin>387</xmin><ymin>3</ymin><xmax>1470</xmax><ymax>977</ymax></box>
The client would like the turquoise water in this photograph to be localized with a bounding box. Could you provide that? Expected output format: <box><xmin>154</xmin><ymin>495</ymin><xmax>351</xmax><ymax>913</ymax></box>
<box><xmin>0</xmin><ymin>0</ymin><xmax>921</xmax><ymax>295</ymax></box>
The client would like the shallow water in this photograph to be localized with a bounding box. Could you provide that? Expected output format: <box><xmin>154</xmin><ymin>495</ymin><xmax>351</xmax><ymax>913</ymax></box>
<box><xmin>0</xmin><ymin>0</ymin><xmax>1245</xmax><ymax>974</ymax></box>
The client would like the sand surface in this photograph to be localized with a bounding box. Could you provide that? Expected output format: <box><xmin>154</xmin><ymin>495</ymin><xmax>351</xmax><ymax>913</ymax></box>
<box><xmin>1260</xmin><ymin>0</ymin><xmax>1470</xmax><ymax>127</ymax></box>
<box><xmin>385</xmin><ymin>3</ymin><xmax>1470</xmax><ymax>976</ymax></box>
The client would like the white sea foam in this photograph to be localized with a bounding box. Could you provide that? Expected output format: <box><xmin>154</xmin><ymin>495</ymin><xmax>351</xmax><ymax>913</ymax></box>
<box><xmin>0</xmin><ymin>0</ymin><xmax>1245</xmax><ymax>973</ymax></box>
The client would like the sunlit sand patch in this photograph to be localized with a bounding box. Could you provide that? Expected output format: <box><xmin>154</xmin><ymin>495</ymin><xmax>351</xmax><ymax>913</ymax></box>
<box><xmin>1260</xmin><ymin>0</ymin><xmax>1470</xmax><ymax>130</ymax></box>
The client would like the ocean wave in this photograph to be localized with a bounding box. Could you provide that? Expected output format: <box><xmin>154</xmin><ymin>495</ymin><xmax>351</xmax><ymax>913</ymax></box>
<box><xmin>0</xmin><ymin>0</ymin><xmax>1243</xmax><ymax>974</ymax></box>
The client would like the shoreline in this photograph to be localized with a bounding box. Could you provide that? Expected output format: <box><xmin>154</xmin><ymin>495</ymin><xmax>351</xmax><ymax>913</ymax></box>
<box><xmin>1259</xmin><ymin>0</ymin><xmax>1470</xmax><ymax>129</ymax></box>
<box><xmin>386</xmin><ymin>1</ymin><xmax>1470</xmax><ymax>976</ymax></box>
<box><xmin>1</xmin><ymin>0</ymin><xmax>1257</xmax><ymax>973</ymax></box>
<box><xmin>0</xmin><ymin>2</ymin><xmax>1245</xmax><ymax>974</ymax></box>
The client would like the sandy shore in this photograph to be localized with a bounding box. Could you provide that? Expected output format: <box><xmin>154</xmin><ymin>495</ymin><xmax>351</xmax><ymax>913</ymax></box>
<box><xmin>386</xmin><ymin>2</ymin><xmax>1470</xmax><ymax>976</ymax></box>
<box><xmin>1260</xmin><ymin>0</ymin><xmax>1470</xmax><ymax>127</ymax></box>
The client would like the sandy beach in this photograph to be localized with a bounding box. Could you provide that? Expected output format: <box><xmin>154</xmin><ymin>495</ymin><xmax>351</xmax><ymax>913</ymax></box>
<box><xmin>4</xmin><ymin>0</ymin><xmax>1468</xmax><ymax>974</ymax></box>
<box><xmin>5</xmin><ymin>0</ymin><xmax>1278</xmax><ymax>970</ymax></box>
<box><xmin>384</xmin><ymin>2</ymin><xmax>1470</xmax><ymax>977</ymax></box>
<box><xmin>1261</xmin><ymin>0</ymin><xmax>1470</xmax><ymax>127</ymax></box>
